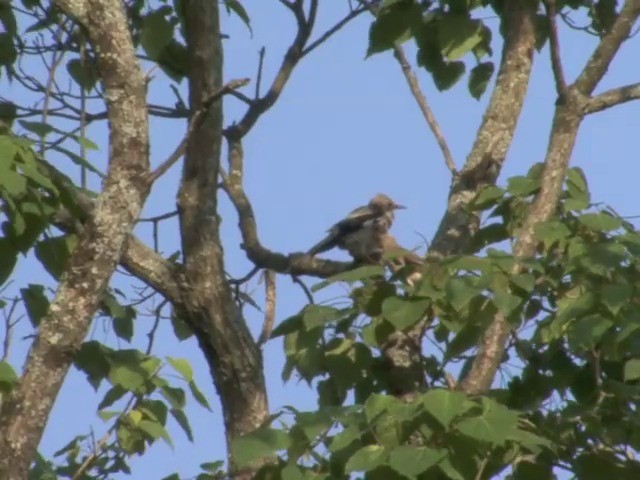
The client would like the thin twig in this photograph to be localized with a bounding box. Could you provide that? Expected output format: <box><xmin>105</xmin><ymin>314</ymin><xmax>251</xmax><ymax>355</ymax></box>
<box><xmin>146</xmin><ymin>300</ymin><xmax>166</xmax><ymax>354</ymax></box>
<box><xmin>392</xmin><ymin>46</ymin><xmax>457</xmax><ymax>175</ymax></box>
<box><xmin>544</xmin><ymin>0</ymin><xmax>568</xmax><ymax>96</ymax></box>
<box><xmin>229</xmin><ymin>265</ymin><xmax>261</xmax><ymax>286</ymax></box>
<box><xmin>138</xmin><ymin>210</ymin><xmax>179</xmax><ymax>223</ymax></box>
<box><xmin>258</xmin><ymin>270</ymin><xmax>276</xmax><ymax>345</ymax></box>
<box><xmin>302</xmin><ymin>6</ymin><xmax>366</xmax><ymax>57</ymax></box>
<box><xmin>255</xmin><ymin>47</ymin><xmax>266</xmax><ymax>99</ymax></box>
<box><xmin>291</xmin><ymin>275</ymin><xmax>314</xmax><ymax>304</ymax></box>
<box><xmin>148</xmin><ymin>78</ymin><xmax>250</xmax><ymax>183</ymax></box>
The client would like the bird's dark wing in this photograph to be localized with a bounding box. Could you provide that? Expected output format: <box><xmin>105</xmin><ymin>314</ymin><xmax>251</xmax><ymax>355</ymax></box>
<box><xmin>307</xmin><ymin>204</ymin><xmax>379</xmax><ymax>256</ymax></box>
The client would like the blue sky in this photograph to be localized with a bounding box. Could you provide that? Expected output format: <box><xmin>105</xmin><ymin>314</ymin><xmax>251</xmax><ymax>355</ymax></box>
<box><xmin>2</xmin><ymin>2</ymin><xmax>640</xmax><ymax>478</ymax></box>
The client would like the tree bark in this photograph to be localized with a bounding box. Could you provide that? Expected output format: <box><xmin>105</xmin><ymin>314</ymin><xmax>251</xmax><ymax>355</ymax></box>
<box><xmin>177</xmin><ymin>2</ymin><xmax>269</xmax><ymax>478</ymax></box>
<box><xmin>0</xmin><ymin>1</ymin><xmax>149</xmax><ymax>478</ymax></box>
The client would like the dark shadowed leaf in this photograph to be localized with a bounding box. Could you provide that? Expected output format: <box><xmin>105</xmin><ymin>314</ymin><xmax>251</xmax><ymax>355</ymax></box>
<box><xmin>367</xmin><ymin>1</ymin><xmax>421</xmax><ymax>56</ymax></box>
<box><xmin>381</xmin><ymin>296</ymin><xmax>430</xmax><ymax>330</ymax></box>
<box><xmin>468</xmin><ymin>61</ymin><xmax>494</xmax><ymax>99</ymax></box>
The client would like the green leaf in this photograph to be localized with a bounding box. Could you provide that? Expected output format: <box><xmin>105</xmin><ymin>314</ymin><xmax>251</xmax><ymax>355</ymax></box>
<box><xmin>302</xmin><ymin>305</ymin><xmax>347</xmax><ymax>329</ymax></box>
<box><xmin>0</xmin><ymin>237</ymin><xmax>18</xmax><ymax>286</ymax></box>
<box><xmin>224</xmin><ymin>0</ymin><xmax>252</xmax><ymax>34</ymax></box>
<box><xmin>166</xmin><ymin>357</ymin><xmax>193</xmax><ymax>382</ymax></box>
<box><xmin>0</xmin><ymin>360</ymin><xmax>18</xmax><ymax>393</ymax></box>
<box><xmin>109</xmin><ymin>362</ymin><xmax>147</xmax><ymax>392</ymax></box>
<box><xmin>50</xmin><ymin>145</ymin><xmax>102</xmax><ymax>175</ymax></box>
<box><xmin>567</xmin><ymin>315</ymin><xmax>613</xmax><ymax>351</ymax></box>
<box><xmin>507</xmin><ymin>176</ymin><xmax>539</xmax><ymax>196</ymax></box>
<box><xmin>281</xmin><ymin>464</ymin><xmax>305</xmax><ymax>480</ymax></box>
<box><xmin>456</xmin><ymin>398</ymin><xmax>519</xmax><ymax>446</ymax></box>
<box><xmin>367</xmin><ymin>1</ymin><xmax>421</xmax><ymax>56</ymax></box>
<box><xmin>329</xmin><ymin>424</ymin><xmax>361</xmax><ymax>452</ymax></box>
<box><xmin>601</xmin><ymin>282</ymin><xmax>633</xmax><ymax>315</ymax></box>
<box><xmin>170</xmin><ymin>312</ymin><xmax>193</xmax><ymax>341</ymax></box>
<box><xmin>624</xmin><ymin>359</ymin><xmax>640</xmax><ymax>382</ymax></box>
<box><xmin>0</xmin><ymin>160</ymin><xmax>27</xmax><ymax>196</ymax></box>
<box><xmin>66</xmin><ymin>58</ymin><xmax>98</xmax><ymax>91</ymax></box>
<box><xmin>471</xmin><ymin>185</ymin><xmax>505</xmax><ymax>210</ymax></box>
<box><xmin>388</xmin><ymin>446</ymin><xmax>447</xmax><ymax>477</ymax></box>
<box><xmin>345</xmin><ymin>445</ymin><xmax>388</xmax><ymax>473</ymax></box>
<box><xmin>74</xmin><ymin>341</ymin><xmax>112</xmax><ymax>389</ymax></box>
<box><xmin>102</xmin><ymin>294</ymin><xmax>135</xmax><ymax>342</ymax></box>
<box><xmin>438</xmin><ymin>16</ymin><xmax>483</xmax><ymax>60</ymax></box>
<box><xmin>492</xmin><ymin>291</ymin><xmax>522</xmax><ymax>317</ymax></box>
<box><xmin>381</xmin><ymin>296</ymin><xmax>430</xmax><ymax>330</ymax></box>
<box><xmin>98</xmin><ymin>385</ymin><xmax>127</xmax><ymax>410</ymax></box>
<box><xmin>139</xmin><ymin>419</ymin><xmax>174</xmax><ymax>448</ymax></box>
<box><xmin>200</xmin><ymin>461</ymin><xmax>224</xmax><ymax>473</ymax></box>
<box><xmin>18</xmin><ymin>120</ymin><xmax>53</xmax><ymax>138</ymax></box>
<box><xmin>468</xmin><ymin>61</ymin><xmax>494</xmax><ymax>99</ymax></box>
<box><xmin>170</xmin><ymin>408</ymin><xmax>194</xmax><ymax>442</ymax></box>
<box><xmin>34</xmin><ymin>235</ymin><xmax>77</xmax><ymax>280</ymax></box>
<box><xmin>189</xmin><ymin>380</ymin><xmax>212</xmax><ymax>411</ymax></box>
<box><xmin>557</xmin><ymin>291</ymin><xmax>596</xmax><ymax>323</ymax></box>
<box><xmin>231</xmin><ymin>427</ymin><xmax>290</xmax><ymax>467</ymax></box>
<box><xmin>578</xmin><ymin>212</ymin><xmax>622</xmax><ymax>232</ymax></box>
<box><xmin>432</xmin><ymin>60</ymin><xmax>465</xmax><ymax>91</ymax></box>
<box><xmin>422</xmin><ymin>389</ymin><xmax>473</xmax><ymax>428</ymax></box>
<box><xmin>141</xmin><ymin>11</ymin><xmax>173</xmax><ymax>60</ymax></box>
<box><xmin>20</xmin><ymin>283</ymin><xmax>49</xmax><ymax>328</ymax></box>
<box><xmin>445</xmin><ymin>276</ymin><xmax>484</xmax><ymax>311</ymax></box>
<box><xmin>161</xmin><ymin>386</ymin><xmax>186</xmax><ymax>409</ymax></box>
<box><xmin>311</xmin><ymin>265</ymin><xmax>384</xmax><ymax>292</ymax></box>
<box><xmin>534</xmin><ymin>220</ymin><xmax>571</xmax><ymax>248</ymax></box>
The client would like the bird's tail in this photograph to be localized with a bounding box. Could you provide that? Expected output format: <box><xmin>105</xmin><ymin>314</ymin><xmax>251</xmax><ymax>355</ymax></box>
<box><xmin>307</xmin><ymin>232</ymin><xmax>338</xmax><ymax>256</ymax></box>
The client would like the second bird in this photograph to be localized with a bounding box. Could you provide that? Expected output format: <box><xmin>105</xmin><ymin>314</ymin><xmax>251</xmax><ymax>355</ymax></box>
<box><xmin>307</xmin><ymin>193</ymin><xmax>405</xmax><ymax>262</ymax></box>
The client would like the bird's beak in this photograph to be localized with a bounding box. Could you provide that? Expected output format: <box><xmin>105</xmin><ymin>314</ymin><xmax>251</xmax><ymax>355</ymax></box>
<box><xmin>393</xmin><ymin>204</ymin><xmax>406</xmax><ymax>210</ymax></box>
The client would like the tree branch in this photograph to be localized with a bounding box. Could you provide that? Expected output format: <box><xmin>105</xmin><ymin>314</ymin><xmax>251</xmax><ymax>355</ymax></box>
<box><xmin>544</xmin><ymin>0</ymin><xmax>568</xmax><ymax>97</ymax></box>
<box><xmin>574</xmin><ymin>0</ymin><xmax>640</xmax><ymax>95</ymax></box>
<box><xmin>459</xmin><ymin>0</ymin><xmax>640</xmax><ymax>395</ymax></box>
<box><xmin>301</xmin><ymin>6</ymin><xmax>366</xmax><ymax>57</ymax></box>
<box><xmin>392</xmin><ymin>46</ymin><xmax>457</xmax><ymax>175</ymax></box>
<box><xmin>584</xmin><ymin>81</ymin><xmax>640</xmax><ymax>114</ymax></box>
<box><xmin>149</xmin><ymin>78</ymin><xmax>250</xmax><ymax>183</ymax></box>
<box><xmin>221</xmin><ymin>139</ymin><xmax>354</xmax><ymax>278</ymax></box>
<box><xmin>0</xmin><ymin>0</ymin><xmax>150</xmax><ymax>477</ymax></box>
<box><xmin>225</xmin><ymin>0</ymin><xmax>319</xmax><ymax>140</ymax></box>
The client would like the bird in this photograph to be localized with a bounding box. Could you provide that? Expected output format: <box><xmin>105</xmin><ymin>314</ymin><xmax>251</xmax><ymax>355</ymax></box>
<box><xmin>307</xmin><ymin>193</ymin><xmax>406</xmax><ymax>259</ymax></box>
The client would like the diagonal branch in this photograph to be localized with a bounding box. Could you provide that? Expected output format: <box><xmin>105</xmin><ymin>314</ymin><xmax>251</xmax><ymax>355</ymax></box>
<box><xmin>584</xmin><ymin>81</ymin><xmax>640</xmax><ymax>114</ymax></box>
<box><xmin>460</xmin><ymin>0</ymin><xmax>640</xmax><ymax>395</ymax></box>
<box><xmin>225</xmin><ymin>0</ymin><xmax>319</xmax><ymax>140</ymax></box>
<box><xmin>392</xmin><ymin>46</ymin><xmax>457</xmax><ymax>175</ymax></box>
<box><xmin>544</xmin><ymin>0</ymin><xmax>568</xmax><ymax>97</ymax></box>
<box><xmin>221</xmin><ymin>138</ymin><xmax>353</xmax><ymax>278</ymax></box>
<box><xmin>302</xmin><ymin>6</ymin><xmax>366</xmax><ymax>57</ymax></box>
<box><xmin>149</xmin><ymin>78</ymin><xmax>250</xmax><ymax>183</ymax></box>
<box><xmin>574</xmin><ymin>0</ymin><xmax>640</xmax><ymax>95</ymax></box>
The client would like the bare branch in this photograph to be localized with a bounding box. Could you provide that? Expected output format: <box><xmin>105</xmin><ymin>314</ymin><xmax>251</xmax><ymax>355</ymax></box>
<box><xmin>392</xmin><ymin>46</ymin><xmax>457</xmax><ymax>175</ymax></box>
<box><xmin>544</xmin><ymin>0</ymin><xmax>568</xmax><ymax>96</ymax></box>
<box><xmin>302</xmin><ymin>6</ymin><xmax>366</xmax><ymax>57</ymax></box>
<box><xmin>225</xmin><ymin>0</ymin><xmax>319</xmax><ymax>140</ymax></box>
<box><xmin>148</xmin><ymin>78</ymin><xmax>250</xmax><ymax>183</ymax></box>
<box><xmin>258</xmin><ymin>270</ymin><xmax>276</xmax><ymax>346</ymax></box>
<box><xmin>255</xmin><ymin>47</ymin><xmax>266</xmax><ymax>99</ymax></box>
<box><xmin>221</xmin><ymin>139</ymin><xmax>354</xmax><ymax>278</ymax></box>
<box><xmin>584</xmin><ymin>81</ymin><xmax>640</xmax><ymax>114</ymax></box>
<box><xmin>574</xmin><ymin>0</ymin><xmax>640</xmax><ymax>95</ymax></box>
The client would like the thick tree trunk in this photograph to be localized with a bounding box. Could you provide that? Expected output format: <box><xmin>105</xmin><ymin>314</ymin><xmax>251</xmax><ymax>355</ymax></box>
<box><xmin>177</xmin><ymin>2</ymin><xmax>269</xmax><ymax>478</ymax></box>
<box><xmin>0</xmin><ymin>1</ymin><xmax>150</xmax><ymax>478</ymax></box>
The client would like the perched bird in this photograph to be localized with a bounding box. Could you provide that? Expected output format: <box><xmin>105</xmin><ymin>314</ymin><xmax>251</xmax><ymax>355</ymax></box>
<box><xmin>380</xmin><ymin>233</ymin><xmax>424</xmax><ymax>286</ymax></box>
<box><xmin>307</xmin><ymin>193</ymin><xmax>405</xmax><ymax>259</ymax></box>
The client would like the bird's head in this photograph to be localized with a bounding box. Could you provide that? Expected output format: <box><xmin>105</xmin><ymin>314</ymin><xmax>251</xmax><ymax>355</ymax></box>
<box><xmin>369</xmin><ymin>193</ymin><xmax>406</xmax><ymax>213</ymax></box>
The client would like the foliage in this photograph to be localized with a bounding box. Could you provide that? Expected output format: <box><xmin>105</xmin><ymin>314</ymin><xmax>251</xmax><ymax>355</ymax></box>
<box><xmin>0</xmin><ymin>0</ymin><xmax>639</xmax><ymax>479</ymax></box>
<box><xmin>233</xmin><ymin>165</ymin><xmax>640</xmax><ymax>478</ymax></box>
